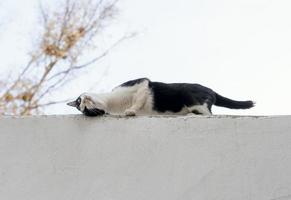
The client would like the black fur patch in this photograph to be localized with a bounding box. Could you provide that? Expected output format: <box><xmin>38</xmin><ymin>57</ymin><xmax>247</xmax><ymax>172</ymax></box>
<box><xmin>83</xmin><ymin>107</ymin><xmax>105</xmax><ymax>117</ymax></box>
<box><xmin>149</xmin><ymin>81</ymin><xmax>216</xmax><ymax>113</ymax></box>
<box><xmin>75</xmin><ymin>97</ymin><xmax>81</xmax><ymax>110</ymax></box>
<box><xmin>120</xmin><ymin>78</ymin><xmax>149</xmax><ymax>87</ymax></box>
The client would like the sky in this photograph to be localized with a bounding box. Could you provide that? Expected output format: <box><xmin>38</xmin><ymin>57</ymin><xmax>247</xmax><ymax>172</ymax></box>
<box><xmin>1</xmin><ymin>0</ymin><xmax>291</xmax><ymax>115</ymax></box>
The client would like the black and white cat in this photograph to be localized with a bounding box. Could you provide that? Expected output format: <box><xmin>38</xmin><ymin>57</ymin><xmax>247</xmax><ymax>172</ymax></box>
<box><xmin>67</xmin><ymin>78</ymin><xmax>254</xmax><ymax>116</ymax></box>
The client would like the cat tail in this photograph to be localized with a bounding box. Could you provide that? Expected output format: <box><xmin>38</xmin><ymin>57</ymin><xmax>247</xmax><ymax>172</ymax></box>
<box><xmin>214</xmin><ymin>93</ymin><xmax>255</xmax><ymax>109</ymax></box>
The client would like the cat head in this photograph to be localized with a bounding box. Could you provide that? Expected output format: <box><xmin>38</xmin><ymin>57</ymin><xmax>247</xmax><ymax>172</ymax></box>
<box><xmin>67</xmin><ymin>94</ymin><xmax>106</xmax><ymax>117</ymax></box>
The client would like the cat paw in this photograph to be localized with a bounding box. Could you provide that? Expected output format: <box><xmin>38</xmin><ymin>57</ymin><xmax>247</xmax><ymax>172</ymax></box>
<box><xmin>82</xmin><ymin>94</ymin><xmax>93</xmax><ymax>102</ymax></box>
<box><xmin>78</xmin><ymin>94</ymin><xmax>95</xmax><ymax>112</ymax></box>
<box><xmin>125</xmin><ymin>109</ymin><xmax>136</xmax><ymax>116</ymax></box>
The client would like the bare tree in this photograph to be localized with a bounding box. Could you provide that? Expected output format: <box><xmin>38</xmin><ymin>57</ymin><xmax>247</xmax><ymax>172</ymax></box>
<box><xmin>0</xmin><ymin>0</ymin><xmax>132</xmax><ymax>115</ymax></box>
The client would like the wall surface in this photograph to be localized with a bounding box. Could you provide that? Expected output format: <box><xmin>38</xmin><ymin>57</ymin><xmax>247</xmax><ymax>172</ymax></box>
<box><xmin>0</xmin><ymin>115</ymin><xmax>291</xmax><ymax>200</ymax></box>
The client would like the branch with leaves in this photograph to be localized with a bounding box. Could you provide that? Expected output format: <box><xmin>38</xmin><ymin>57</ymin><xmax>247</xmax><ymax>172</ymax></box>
<box><xmin>0</xmin><ymin>0</ymin><xmax>132</xmax><ymax>115</ymax></box>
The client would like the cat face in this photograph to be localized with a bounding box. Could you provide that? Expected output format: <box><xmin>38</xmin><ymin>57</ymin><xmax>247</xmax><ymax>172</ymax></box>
<box><xmin>67</xmin><ymin>95</ymin><xmax>105</xmax><ymax>117</ymax></box>
<box><xmin>67</xmin><ymin>96</ymin><xmax>82</xmax><ymax>110</ymax></box>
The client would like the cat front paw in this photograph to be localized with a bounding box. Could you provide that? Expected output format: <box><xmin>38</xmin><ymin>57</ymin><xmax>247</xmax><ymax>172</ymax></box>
<box><xmin>125</xmin><ymin>109</ymin><xmax>136</xmax><ymax>116</ymax></box>
<box><xmin>82</xmin><ymin>94</ymin><xmax>94</xmax><ymax>103</ymax></box>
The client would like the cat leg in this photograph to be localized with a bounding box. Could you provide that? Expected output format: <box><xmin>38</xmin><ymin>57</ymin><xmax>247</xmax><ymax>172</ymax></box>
<box><xmin>79</xmin><ymin>93</ymin><xmax>106</xmax><ymax>111</ymax></box>
<box><xmin>125</xmin><ymin>82</ymin><xmax>149</xmax><ymax>116</ymax></box>
<box><xmin>79</xmin><ymin>94</ymin><xmax>96</xmax><ymax>112</ymax></box>
<box><xmin>124</xmin><ymin>91</ymin><xmax>148</xmax><ymax>116</ymax></box>
<box><xmin>189</xmin><ymin>103</ymin><xmax>212</xmax><ymax>116</ymax></box>
<box><xmin>192</xmin><ymin>110</ymin><xmax>203</xmax><ymax>115</ymax></box>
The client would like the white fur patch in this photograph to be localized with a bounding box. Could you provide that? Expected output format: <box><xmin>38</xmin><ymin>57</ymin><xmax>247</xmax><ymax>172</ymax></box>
<box><xmin>188</xmin><ymin>103</ymin><xmax>211</xmax><ymax>115</ymax></box>
<box><xmin>86</xmin><ymin>79</ymin><xmax>154</xmax><ymax>115</ymax></box>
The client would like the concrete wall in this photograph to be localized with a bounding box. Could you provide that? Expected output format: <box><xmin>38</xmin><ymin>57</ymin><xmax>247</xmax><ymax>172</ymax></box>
<box><xmin>0</xmin><ymin>115</ymin><xmax>291</xmax><ymax>200</ymax></box>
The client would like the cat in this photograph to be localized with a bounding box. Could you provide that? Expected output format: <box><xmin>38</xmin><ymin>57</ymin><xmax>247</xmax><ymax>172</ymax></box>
<box><xmin>67</xmin><ymin>78</ymin><xmax>255</xmax><ymax>116</ymax></box>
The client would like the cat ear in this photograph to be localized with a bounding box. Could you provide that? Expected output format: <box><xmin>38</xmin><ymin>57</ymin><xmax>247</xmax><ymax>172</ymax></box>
<box><xmin>67</xmin><ymin>101</ymin><xmax>77</xmax><ymax>107</ymax></box>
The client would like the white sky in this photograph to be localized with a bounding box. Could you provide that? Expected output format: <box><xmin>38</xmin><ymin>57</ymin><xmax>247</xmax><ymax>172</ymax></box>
<box><xmin>1</xmin><ymin>0</ymin><xmax>291</xmax><ymax>115</ymax></box>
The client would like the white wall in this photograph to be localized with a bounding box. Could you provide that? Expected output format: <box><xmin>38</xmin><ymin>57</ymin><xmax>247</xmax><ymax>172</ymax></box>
<box><xmin>0</xmin><ymin>115</ymin><xmax>291</xmax><ymax>200</ymax></box>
